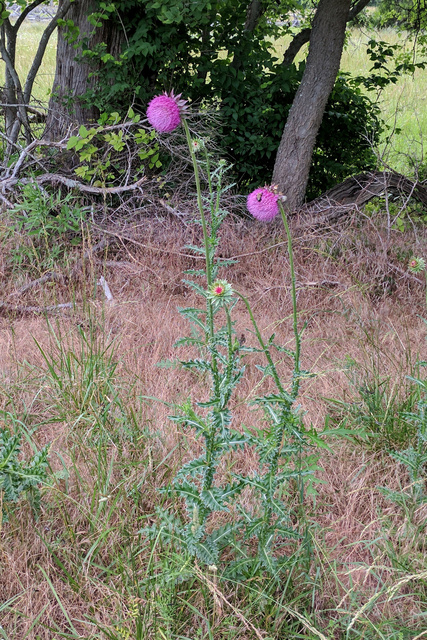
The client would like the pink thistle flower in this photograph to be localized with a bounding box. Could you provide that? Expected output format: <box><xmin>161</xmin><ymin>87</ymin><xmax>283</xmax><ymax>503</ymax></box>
<box><xmin>247</xmin><ymin>185</ymin><xmax>281</xmax><ymax>221</ymax></box>
<box><xmin>146</xmin><ymin>91</ymin><xmax>187</xmax><ymax>133</ymax></box>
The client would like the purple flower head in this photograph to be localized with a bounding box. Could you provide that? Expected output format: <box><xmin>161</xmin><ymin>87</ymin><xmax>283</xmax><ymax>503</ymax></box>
<box><xmin>146</xmin><ymin>91</ymin><xmax>187</xmax><ymax>133</ymax></box>
<box><xmin>247</xmin><ymin>185</ymin><xmax>282</xmax><ymax>221</ymax></box>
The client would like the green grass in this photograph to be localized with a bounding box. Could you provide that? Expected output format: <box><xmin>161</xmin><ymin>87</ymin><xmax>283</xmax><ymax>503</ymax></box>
<box><xmin>0</xmin><ymin>22</ymin><xmax>57</xmax><ymax>102</ymax></box>
<box><xmin>341</xmin><ymin>28</ymin><xmax>427</xmax><ymax>174</ymax></box>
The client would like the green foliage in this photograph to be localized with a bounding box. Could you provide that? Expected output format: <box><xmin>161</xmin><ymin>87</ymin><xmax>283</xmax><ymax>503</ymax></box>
<box><xmin>328</xmin><ymin>360</ymin><xmax>419</xmax><ymax>451</ymax></box>
<box><xmin>66</xmin><ymin>109</ymin><xmax>161</xmax><ymax>185</ymax></box>
<box><xmin>68</xmin><ymin>0</ymin><xmax>383</xmax><ymax>197</ymax></box>
<box><xmin>372</xmin><ymin>0</ymin><xmax>427</xmax><ymax>30</ymax></box>
<box><xmin>0</xmin><ymin>426</ymin><xmax>50</xmax><ymax>522</ymax></box>
<box><xmin>309</xmin><ymin>71</ymin><xmax>381</xmax><ymax>198</ymax></box>
<box><xmin>10</xmin><ymin>183</ymin><xmax>85</xmax><ymax>272</ymax></box>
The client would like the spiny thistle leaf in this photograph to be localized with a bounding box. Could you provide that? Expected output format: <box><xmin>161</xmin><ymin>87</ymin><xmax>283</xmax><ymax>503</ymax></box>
<box><xmin>176</xmin><ymin>455</ymin><xmax>207</xmax><ymax>479</ymax></box>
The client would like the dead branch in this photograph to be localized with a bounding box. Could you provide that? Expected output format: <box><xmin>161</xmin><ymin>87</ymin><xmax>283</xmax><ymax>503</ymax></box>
<box><xmin>1</xmin><ymin>172</ymin><xmax>145</xmax><ymax>197</ymax></box>
<box><xmin>8</xmin><ymin>271</ymin><xmax>68</xmax><ymax>297</ymax></box>
<box><xmin>10</xmin><ymin>138</ymin><xmax>68</xmax><ymax>179</ymax></box>
<box><xmin>300</xmin><ymin>171</ymin><xmax>427</xmax><ymax>228</ymax></box>
<box><xmin>0</xmin><ymin>301</ymin><xmax>73</xmax><ymax>317</ymax></box>
<box><xmin>31</xmin><ymin>173</ymin><xmax>146</xmax><ymax>195</ymax></box>
<box><xmin>7</xmin><ymin>238</ymin><xmax>112</xmax><ymax>299</ymax></box>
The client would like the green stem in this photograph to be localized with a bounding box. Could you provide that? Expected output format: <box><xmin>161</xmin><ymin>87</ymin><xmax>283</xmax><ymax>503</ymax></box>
<box><xmin>278</xmin><ymin>201</ymin><xmax>301</xmax><ymax>399</ymax></box>
<box><xmin>236</xmin><ymin>290</ymin><xmax>286</xmax><ymax>397</ymax></box>
<box><xmin>183</xmin><ymin>119</ymin><xmax>212</xmax><ymax>286</ymax></box>
<box><xmin>183</xmin><ymin>119</ymin><xmax>221</xmax><ymax>500</ymax></box>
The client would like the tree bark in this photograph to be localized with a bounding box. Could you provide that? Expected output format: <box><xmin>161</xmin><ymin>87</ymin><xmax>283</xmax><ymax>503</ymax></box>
<box><xmin>272</xmin><ymin>0</ymin><xmax>352</xmax><ymax>209</ymax></box>
<box><xmin>0</xmin><ymin>0</ymin><xmax>71</xmax><ymax>157</ymax></box>
<box><xmin>45</xmin><ymin>0</ymin><xmax>124</xmax><ymax>140</ymax></box>
<box><xmin>282</xmin><ymin>0</ymin><xmax>372</xmax><ymax>67</ymax></box>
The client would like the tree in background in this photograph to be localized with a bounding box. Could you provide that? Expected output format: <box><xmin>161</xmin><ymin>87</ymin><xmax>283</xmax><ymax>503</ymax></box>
<box><xmin>0</xmin><ymin>0</ymin><xmax>71</xmax><ymax>155</ymax></box>
<box><xmin>46</xmin><ymin>0</ymin><xmax>382</xmax><ymax>201</ymax></box>
<box><xmin>45</xmin><ymin>0</ymin><xmax>124</xmax><ymax>139</ymax></box>
<box><xmin>374</xmin><ymin>0</ymin><xmax>427</xmax><ymax>29</ymax></box>
<box><xmin>273</xmin><ymin>0</ymin><xmax>372</xmax><ymax>207</ymax></box>
<box><xmin>1</xmin><ymin>0</ymin><xmax>404</xmax><ymax>201</ymax></box>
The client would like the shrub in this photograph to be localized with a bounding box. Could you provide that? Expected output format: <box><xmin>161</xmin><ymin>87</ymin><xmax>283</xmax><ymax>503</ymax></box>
<box><xmin>75</xmin><ymin>3</ymin><xmax>383</xmax><ymax>199</ymax></box>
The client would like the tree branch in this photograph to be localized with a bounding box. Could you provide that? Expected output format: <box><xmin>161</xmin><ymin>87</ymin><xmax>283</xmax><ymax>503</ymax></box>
<box><xmin>2</xmin><ymin>172</ymin><xmax>146</xmax><ymax>196</ymax></box>
<box><xmin>244</xmin><ymin>0</ymin><xmax>263</xmax><ymax>31</ymax></box>
<box><xmin>0</xmin><ymin>29</ymin><xmax>31</xmax><ymax>143</ymax></box>
<box><xmin>230</xmin><ymin>0</ymin><xmax>265</xmax><ymax>71</ymax></box>
<box><xmin>282</xmin><ymin>27</ymin><xmax>311</xmax><ymax>67</ymax></box>
<box><xmin>10</xmin><ymin>138</ymin><xmax>67</xmax><ymax>179</ymax></box>
<box><xmin>24</xmin><ymin>0</ymin><xmax>72</xmax><ymax>103</ymax></box>
<box><xmin>0</xmin><ymin>301</ymin><xmax>74</xmax><ymax>317</ymax></box>
<box><xmin>14</xmin><ymin>0</ymin><xmax>46</xmax><ymax>32</ymax></box>
<box><xmin>282</xmin><ymin>0</ymin><xmax>372</xmax><ymax>66</ymax></box>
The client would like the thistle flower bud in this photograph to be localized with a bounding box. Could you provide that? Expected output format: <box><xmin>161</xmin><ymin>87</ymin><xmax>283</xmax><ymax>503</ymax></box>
<box><xmin>207</xmin><ymin>280</ymin><xmax>233</xmax><ymax>306</ymax></box>
<box><xmin>408</xmin><ymin>256</ymin><xmax>426</xmax><ymax>274</ymax></box>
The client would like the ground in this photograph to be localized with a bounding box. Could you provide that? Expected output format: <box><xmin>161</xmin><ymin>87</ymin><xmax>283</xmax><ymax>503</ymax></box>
<box><xmin>1</xmin><ymin>210</ymin><xmax>426</xmax><ymax>638</ymax></box>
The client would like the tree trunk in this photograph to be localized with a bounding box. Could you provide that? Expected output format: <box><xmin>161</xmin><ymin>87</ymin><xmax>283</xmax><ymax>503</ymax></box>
<box><xmin>272</xmin><ymin>0</ymin><xmax>352</xmax><ymax>210</ymax></box>
<box><xmin>0</xmin><ymin>0</ymin><xmax>71</xmax><ymax>157</ymax></box>
<box><xmin>45</xmin><ymin>0</ymin><xmax>124</xmax><ymax>140</ymax></box>
<box><xmin>282</xmin><ymin>0</ymin><xmax>372</xmax><ymax>67</ymax></box>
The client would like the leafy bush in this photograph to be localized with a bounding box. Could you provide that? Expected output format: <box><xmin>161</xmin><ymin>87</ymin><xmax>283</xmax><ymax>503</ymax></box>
<box><xmin>73</xmin><ymin>1</ymin><xmax>382</xmax><ymax>198</ymax></box>
<box><xmin>66</xmin><ymin>109</ymin><xmax>162</xmax><ymax>185</ymax></box>
<box><xmin>215</xmin><ymin>63</ymin><xmax>381</xmax><ymax>195</ymax></box>
<box><xmin>10</xmin><ymin>183</ymin><xmax>85</xmax><ymax>272</ymax></box>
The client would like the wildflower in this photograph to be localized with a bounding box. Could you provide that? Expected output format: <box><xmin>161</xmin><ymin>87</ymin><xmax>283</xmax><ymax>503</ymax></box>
<box><xmin>191</xmin><ymin>138</ymin><xmax>204</xmax><ymax>153</ymax></box>
<box><xmin>207</xmin><ymin>279</ymin><xmax>233</xmax><ymax>306</ymax></box>
<box><xmin>247</xmin><ymin>185</ymin><xmax>283</xmax><ymax>221</ymax></box>
<box><xmin>146</xmin><ymin>90</ymin><xmax>187</xmax><ymax>133</ymax></box>
<box><xmin>408</xmin><ymin>256</ymin><xmax>426</xmax><ymax>274</ymax></box>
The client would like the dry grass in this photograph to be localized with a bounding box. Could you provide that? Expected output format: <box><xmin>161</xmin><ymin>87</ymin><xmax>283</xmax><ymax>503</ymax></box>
<box><xmin>1</xmin><ymin>211</ymin><xmax>427</xmax><ymax>638</ymax></box>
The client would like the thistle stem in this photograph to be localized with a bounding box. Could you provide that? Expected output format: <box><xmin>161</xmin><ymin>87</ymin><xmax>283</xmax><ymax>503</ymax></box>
<box><xmin>183</xmin><ymin>119</ymin><xmax>221</xmax><ymax>502</ymax></box>
<box><xmin>183</xmin><ymin>120</ymin><xmax>212</xmax><ymax>286</ymax></box>
<box><xmin>278</xmin><ymin>201</ymin><xmax>301</xmax><ymax>399</ymax></box>
<box><xmin>235</xmin><ymin>290</ymin><xmax>286</xmax><ymax>397</ymax></box>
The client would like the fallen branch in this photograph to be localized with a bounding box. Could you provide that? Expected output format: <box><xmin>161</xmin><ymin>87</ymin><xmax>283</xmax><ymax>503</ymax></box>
<box><xmin>9</xmin><ymin>138</ymin><xmax>68</xmax><ymax>179</ymax></box>
<box><xmin>7</xmin><ymin>237</ymin><xmax>112</xmax><ymax>299</ymax></box>
<box><xmin>301</xmin><ymin>171</ymin><xmax>427</xmax><ymax>227</ymax></box>
<box><xmin>2</xmin><ymin>172</ymin><xmax>146</xmax><ymax>196</ymax></box>
<box><xmin>0</xmin><ymin>301</ymin><xmax>73</xmax><ymax>317</ymax></box>
<box><xmin>9</xmin><ymin>271</ymin><xmax>67</xmax><ymax>297</ymax></box>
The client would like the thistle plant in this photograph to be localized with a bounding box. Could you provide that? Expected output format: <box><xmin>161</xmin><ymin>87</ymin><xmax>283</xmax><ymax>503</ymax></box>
<box><xmin>409</xmin><ymin>255</ymin><xmax>427</xmax><ymax>310</ymax></box>
<box><xmin>0</xmin><ymin>427</ymin><xmax>50</xmax><ymax>525</ymax></box>
<box><xmin>144</xmin><ymin>91</ymin><xmax>248</xmax><ymax>565</ymax></box>
<box><xmin>144</xmin><ymin>92</ymin><xmax>321</xmax><ymax>573</ymax></box>
<box><xmin>231</xmin><ymin>187</ymin><xmax>320</xmax><ymax>576</ymax></box>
